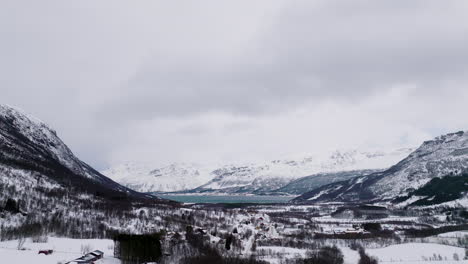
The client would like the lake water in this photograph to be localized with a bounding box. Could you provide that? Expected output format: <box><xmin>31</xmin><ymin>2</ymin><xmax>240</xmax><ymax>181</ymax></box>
<box><xmin>158</xmin><ymin>194</ymin><xmax>293</xmax><ymax>204</ymax></box>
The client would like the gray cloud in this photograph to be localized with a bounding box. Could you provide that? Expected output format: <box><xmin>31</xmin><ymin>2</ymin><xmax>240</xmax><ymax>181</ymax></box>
<box><xmin>93</xmin><ymin>0</ymin><xmax>468</xmax><ymax>127</ymax></box>
<box><xmin>1</xmin><ymin>0</ymin><xmax>468</xmax><ymax>168</ymax></box>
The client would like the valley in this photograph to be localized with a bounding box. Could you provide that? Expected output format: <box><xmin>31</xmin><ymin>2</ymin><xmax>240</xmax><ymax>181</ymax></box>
<box><xmin>1</xmin><ymin>201</ymin><xmax>467</xmax><ymax>264</ymax></box>
<box><xmin>0</xmin><ymin>104</ymin><xmax>467</xmax><ymax>264</ymax></box>
<box><xmin>3</xmin><ymin>1</ymin><xmax>468</xmax><ymax>263</ymax></box>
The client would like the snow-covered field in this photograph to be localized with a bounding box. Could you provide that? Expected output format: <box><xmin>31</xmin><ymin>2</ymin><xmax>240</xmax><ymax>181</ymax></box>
<box><xmin>339</xmin><ymin>243</ymin><xmax>468</xmax><ymax>264</ymax></box>
<box><xmin>258</xmin><ymin>246</ymin><xmax>307</xmax><ymax>263</ymax></box>
<box><xmin>255</xmin><ymin>243</ymin><xmax>468</xmax><ymax>264</ymax></box>
<box><xmin>313</xmin><ymin>215</ymin><xmax>420</xmax><ymax>223</ymax></box>
<box><xmin>0</xmin><ymin>237</ymin><xmax>120</xmax><ymax>264</ymax></box>
<box><xmin>366</xmin><ymin>243</ymin><xmax>468</xmax><ymax>264</ymax></box>
<box><xmin>340</xmin><ymin>246</ymin><xmax>361</xmax><ymax>264</ymax></box>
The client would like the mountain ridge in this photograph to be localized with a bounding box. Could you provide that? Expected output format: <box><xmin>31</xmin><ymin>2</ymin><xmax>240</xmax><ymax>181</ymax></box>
<box><xmin>103</xmin><ymin>148</ymin><xmax>413</xmax><ymax>195</ymax></box>
<box><xmin>293</xmin><ymin>130</ymin><xmax>468</xmax><ymax>205</ymax></box>
<box><xmin>0</xmin><ymin>104</ymin><xmax>158</xmax><ymax>202</ymax></box>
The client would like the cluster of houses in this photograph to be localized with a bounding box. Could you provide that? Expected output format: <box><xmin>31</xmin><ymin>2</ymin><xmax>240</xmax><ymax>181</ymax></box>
<box><xmin>66</xmin><ymin>250</ymin><xmax>104</xmax><ymax>264</ymax></box>
<box><xmin>317</xmin><ymin>224</ymin><xmax>370</xmax><ymax>235</ymax></box>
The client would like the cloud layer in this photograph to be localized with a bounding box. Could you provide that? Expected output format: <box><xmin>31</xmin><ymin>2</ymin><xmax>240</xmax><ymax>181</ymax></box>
<box><xmin>1</xmin><ymin>0</ymin><xmax>468</xmax><ymax>168</ymax></box>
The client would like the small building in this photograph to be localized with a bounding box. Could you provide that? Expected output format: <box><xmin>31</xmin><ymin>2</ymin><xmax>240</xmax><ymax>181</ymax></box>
<box><xmin>68</xmin><ymin>254</ymin><xmax>96</xmax><ymax>264</ymax></box>
<box><xmin>89</xmin><ymin>250</ymin><xmax>104</xmax><ymax>259</ymax></box>
<box><xmin>66</xmin><ymin>250</ymin><xmax>103</xmax><ymax>264</ymax></box>
<box><xmin>196</xmin><ymin>228</ymin><xmax>207</xmax><ymax>235</ymax></box>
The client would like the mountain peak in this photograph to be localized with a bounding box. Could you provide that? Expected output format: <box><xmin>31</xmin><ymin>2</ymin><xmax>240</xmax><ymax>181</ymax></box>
<box><xmin>294</xmin><ymin>130</ymin><xmax>468</xmax><ymax>204</ymax></box>
<box><xmin>421</xmin><ymin>130</ymin><xmax>466</xmax><ymax>146</ymax></box>
<box><xmin>0</xmin><ymin>104</ymin><xmax>51</xmax><ymax>130</ymax></box>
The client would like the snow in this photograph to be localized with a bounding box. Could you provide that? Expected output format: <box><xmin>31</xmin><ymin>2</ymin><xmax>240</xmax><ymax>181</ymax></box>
<box><xmin>340</xmin><ymin>246</ymin><xmax>360</xmax><ymax>264</ymax></box>
<box><xmin>0</xmin><ymin>104</ymin><xmax>96</xmax><ymax>180</ymax></box>
<box><xmin>312</xmin><ymin>215</ymin><xmax>419</xmax><ymax>224</ymax></box>
<box><xmin>0</xmin><ymin>237</ymin><xmax>119</xmax><ymax>264</ymax></box>
<box><xmin>297</xmin><ymin>130</ymin><xmax>468</xmax><ymax>204</ymax></box>
<box><xmin>307</xmin><ymin>190</ymin><xmax>329</xmax><ymax>201</ymax></box>
<box><xmin>102</xmin><ymin>162</ymin><xmax>215</xmax><ymax>193</ymax></box>
<box><xmin>258</xmin><ymin>246</ymin><xmax>307</xmax><ymax>264</ymax></box>
<box><xmin>367</xmin><ymin>243</ymin><xmax>468</xmax><ymax>263</ymax></box>
<box><xmin>103</xmin><ymin>148</ymin><xmax>413</xmax><ymax>193</ymax></box>
<box><xmin>258</xmin><ymin>246</ymin><xmax>307</xmax><ymax>255</ymax></box>
<box><xmin>375</xmin><ymin>131</ymin><xmax>468</xmax><ymax>199</ymax></box>
<box><xmin>396</xmin><ymin>195</ymin><xmax>426</xmax><ymax>207</ymax></box>
<box><xmin>437</xmin><ymin>231</ymin><xmax>468</xmax><ymax>238</ymax></box>
<box><xmin>421</xmin><ymin>196</ymin><xmax>468</xmax><ymax>209</ymax></box>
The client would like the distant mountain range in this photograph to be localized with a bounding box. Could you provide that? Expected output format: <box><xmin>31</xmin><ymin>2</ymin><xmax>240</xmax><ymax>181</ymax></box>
<box><xmin>103</xmin><ymin>149</ymin><xmax>413</xmax><ymax>195</ymax></box>
<box><xmin>2</xmin><ymin>104</ymin><xmax>466</xmax><ymax>208</ymax></box>
<box><xmin>102</xmin><ymin>162</ymin><xmax>214</xmax><ymax>193</ymax></box>
<box><xmin>293</xmin><ymin>131</ymin><xmax>468</xmax><ymax>206</ymax></box>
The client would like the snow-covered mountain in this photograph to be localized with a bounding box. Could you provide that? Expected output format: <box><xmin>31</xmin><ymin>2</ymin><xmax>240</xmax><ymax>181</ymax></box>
<box><xmin>294</xmin><ymin>131</ymin><xmax>468</xmax><ymax>204</ymax></box>
<box><xmin>0</xmin><ymin>104</ymin><xmax>155</xmax><ymax>201</ymax></box>
<box><xmin>103</xmin><ymin>148</ymin><xmax>413</xmax><ymax>194</ymax></box>
<box><xmin>0</xmin><ymin>104</ymin><xmax>175</xmax><ymax>241</ymax></box>
<box><xmin>102</xmin><ymin>162</ymin><xmax>214</xmax><ymax>193</ymax></box>
<box><xmin>274</xmin><ymin>170</ymin><xmax>380</xmax><ymax>195</ymax></box>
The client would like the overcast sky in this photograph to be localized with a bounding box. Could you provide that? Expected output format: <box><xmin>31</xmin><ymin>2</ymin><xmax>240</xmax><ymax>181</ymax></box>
<box><xmin>1</xmin><ymin>0</ymin><xmax>468</xmax><ymax>169</ymax></box>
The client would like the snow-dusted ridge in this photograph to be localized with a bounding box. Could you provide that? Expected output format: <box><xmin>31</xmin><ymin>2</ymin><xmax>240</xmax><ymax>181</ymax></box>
<box><xmin>0</xmin><ymin>104</ymin><xmax>85</xmax><ymax>176</ymax></box>
<box><xmin>0</xmin><ymin>104</ymin><xmax>156</xmax><ymax>201</ymax></box>
<box><xmin>102</xmin><ymin>162</ymin><xmax>214</xmax><ymax>193</ymax></box>
<box><xmin>294</xmin><ymin>130</ymin><xmax>468</xmax><ymax>205</ymax></box>
<box><xmin>103</xmin><ymin>148</ymin><xmax>413</xmax><ymax>194</ymax></box>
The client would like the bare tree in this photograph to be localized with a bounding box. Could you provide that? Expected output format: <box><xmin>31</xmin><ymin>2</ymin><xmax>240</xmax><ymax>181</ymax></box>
<box><xmin>81</xmin><ymin>244</ymin><xmax>92</xmax><ymax>255</ymax></box>
<box><xmin>17</xmin><ymin>237</ymin><xmax>26</xmax><ymax>250</ymax></box>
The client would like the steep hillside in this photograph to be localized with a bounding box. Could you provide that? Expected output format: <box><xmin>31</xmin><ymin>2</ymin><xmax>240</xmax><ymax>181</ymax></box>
<box><xmin>0</xmin><ymin>104</ymin><xmax>176</xmax><ymax>239</ymax></box>
<box><xmin>0</xmin><ymin>104</ymin><xmax>154</xmax><ymax>201</ymax></box>
<box><xmin>273</xmin><ymin>170</ymin><xmax>379</xmax><ymax>195</ymax></box>
<box><xmin>394</xmin><ymin>173</ymin><xmax>468</xmax><ymax>206</ymax></box>
<box><xmin>293</xmin><ymin>131</ymin><xmax>468</xmax><ymax>204</ymax></box>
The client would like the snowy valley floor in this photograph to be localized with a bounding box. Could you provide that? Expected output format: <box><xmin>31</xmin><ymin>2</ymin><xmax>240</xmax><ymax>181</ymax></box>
<box><xmin>1</xmin><ymin>203</ymin><xmax>467</xmax><ymax>264</ymax></box>
<box><xmin>0</xmin><ymin>237</ymin><xmax>118</xmax><ymax>264</ymax></box>
<box><xmin>0</xmin><ymin>235</ymin><xmax>467</xmax><ymax>263</ymax></box>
